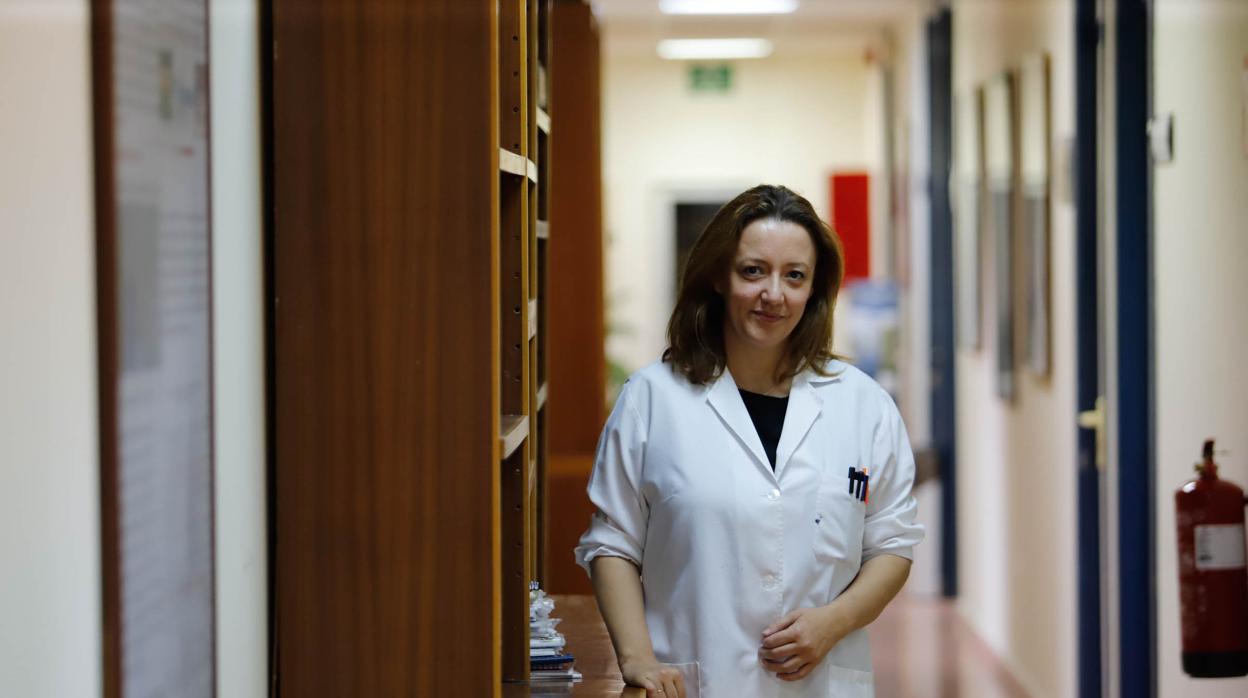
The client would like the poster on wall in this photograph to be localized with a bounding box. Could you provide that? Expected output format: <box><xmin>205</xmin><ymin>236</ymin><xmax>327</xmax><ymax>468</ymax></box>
<box><xmin>1241</xmin><ymin>56</ymin><xmax>1247</xmax><ymax>156</ymax></box>
<box><xmin>984</xmin><ymin>72</ymin><xmax>1017</xmax><ymax>402</ymax></box>
<box><xmin>94</xmin><ymin>0</ymin><xmax>216</xmax><ymax>695</ymax></box>
<box><xmin>954</xmin><ymin>89</ymin><xmax>985</xmax><ymax>350</ymax></box>
<box><xmin>1019</xmin><ymin>54</ymin><xmax>1052</xmax><ymax>378</ymax></box>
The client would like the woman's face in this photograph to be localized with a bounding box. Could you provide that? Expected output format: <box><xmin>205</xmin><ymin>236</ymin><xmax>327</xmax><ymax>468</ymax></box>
<box><xmin>718</xmin><ymin>217</ymin><xmax>817</xmax><ymax>354</ymax></box>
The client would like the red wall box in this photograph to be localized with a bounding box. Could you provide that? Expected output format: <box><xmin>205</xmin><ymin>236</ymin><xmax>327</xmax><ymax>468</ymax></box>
<box><xmin>830</xmin><ymin>172</ymin><xmax>871</xmax><ymax>281</ymax></box>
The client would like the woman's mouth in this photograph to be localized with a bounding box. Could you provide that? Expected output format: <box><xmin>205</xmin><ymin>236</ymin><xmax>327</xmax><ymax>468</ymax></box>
<box><xmin>752</xmin><ymin>310</ymin><xmax>784</xmax><ymax>324</ymax></box>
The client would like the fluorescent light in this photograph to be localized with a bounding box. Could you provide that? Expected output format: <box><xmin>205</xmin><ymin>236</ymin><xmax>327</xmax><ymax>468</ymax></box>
<box><xmin>657</xmin><ymin>38</ymin><xmax>773</xmax><ymax>60</ymax></box>
<box><xmin>659</xmin><ymin>0</ymin><xmax>799</xmax><ymax>14</ymax></box>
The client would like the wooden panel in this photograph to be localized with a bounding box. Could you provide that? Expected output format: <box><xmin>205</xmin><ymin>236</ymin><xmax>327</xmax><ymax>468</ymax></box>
<box><xmin>271</xmin><ymin>1</ymin><xmax>500</xmax><ymax>696</ymax></box>
<box><xmin>499</xmin><ymin>0</ymin><xmax>526</xmax><ymax>154</ymax></box>
<box><xmin>500</xmin><ymin>173</ymin><xmax>528</xmax><ymax>417</ymax></box>
<box><xmin>549</xmin><ymin>0</ymin><xmax>605</xmax><ymax>457</ymax></box>
<box><xmin>546</xmin><ymin>0</ymin><xmax>604</xmax><ymax>596</ymax></box>
<box><xmin>546</xmin><ymin>455</ymin><xmax>596</xmax><ymax>595</ymax></box>
<box><xmin>501</xmin><ymin>447</ymin><xmax>530</xmax><ymax>682</ymax></box>
<box><xmin>92</xmin><ymin>1</ymin><xmax>217</xmax><ymax>695</ymax></box>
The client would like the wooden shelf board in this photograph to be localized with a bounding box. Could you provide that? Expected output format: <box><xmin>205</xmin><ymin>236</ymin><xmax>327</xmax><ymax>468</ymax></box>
<box><xmin>536</xmin><ymin>108</ymin><xmax>551</xmax><ymax>134</ymax></box>
<box><xmin>500</xmin><ymin>414</ymin><xmax>530</xmax><ymax>459</ymax></box>
<box><xmin>536</xmin><ymin>382</ymin><xmax>548</xmax><ymax>410</ymax></box>
<box><xmin>527</xmin><ymin>298</ymin><xmax>538</xmax><ymax>340</ymax></box>
<box><xmin>499</xmin><ymin>148</ymin><xmax>527</xmax><ymax>177</ymax></box>
<box><xmin>535</xmin><ymin>220</ymin><xmax>549</xmax><ymax>240</ymax></box>
<box><xmin>525</xmin><ymin>158</ymin><xmax>538</xmax><ymax>183</ymax></box>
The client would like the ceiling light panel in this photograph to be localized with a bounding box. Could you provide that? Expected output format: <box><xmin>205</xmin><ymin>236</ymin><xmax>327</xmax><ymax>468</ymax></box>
<box><xmin>659</xmin><ymin>0</ymin><xmax>799</xmax><ymax>15</ymax></box>
<box><xmin>656</xmin><ymin>38</ymin><xmax>774</xmax><ymax>60</ymax></box>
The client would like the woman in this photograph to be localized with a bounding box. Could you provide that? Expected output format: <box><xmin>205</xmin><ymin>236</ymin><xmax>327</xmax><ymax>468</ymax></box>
<box><xmin>575</xmin><ymin>185</ymin><xmax>923</xmax><ymax>698</ymax></box>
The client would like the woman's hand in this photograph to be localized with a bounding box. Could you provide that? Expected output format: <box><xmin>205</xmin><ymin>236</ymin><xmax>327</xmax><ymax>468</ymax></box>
<box><xmin>619</xmin><ymin>656</ymin><xmax>687</xmax><ymax>698</ymax></box>
<box><xmin>758</xmin><ymin>604</ymin><xmax>853</xmax><ymax>681</ymax></box>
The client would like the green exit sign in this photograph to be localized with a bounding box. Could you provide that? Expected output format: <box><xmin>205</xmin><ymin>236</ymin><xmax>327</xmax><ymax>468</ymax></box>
<box><xmin>689</xmin><ymin>64</ymin><xmax>732</xmax><ymax>93</ymax></box>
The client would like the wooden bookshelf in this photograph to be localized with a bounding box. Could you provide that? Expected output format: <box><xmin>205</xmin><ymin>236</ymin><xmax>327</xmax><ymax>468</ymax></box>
<box><xmin>270</xmin><ymin>0</ymin><xmax>555</xmax><ymax>695</ymax></box>
<box><xmin>497</xmin><ymin>0</ymin><xmax>553</xmax><ymax>685</ymax></box>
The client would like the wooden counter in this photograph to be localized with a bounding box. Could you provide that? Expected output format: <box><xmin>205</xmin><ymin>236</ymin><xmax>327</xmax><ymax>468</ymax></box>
<box><xmin>503</xmin><ymin>595</ymin><xmax>645</xmax><ymax>697</ymax></box>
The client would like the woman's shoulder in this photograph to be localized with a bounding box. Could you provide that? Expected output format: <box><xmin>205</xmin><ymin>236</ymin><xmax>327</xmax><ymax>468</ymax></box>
<box><xmin>623</xmin><ymin>359</ymin><xmax>697</xmax><ymax>396</ymax></box>
<box><xmin>809</xmin><ymin>359</ymin><xmax>899</xmax><ymax>415</ymax></box>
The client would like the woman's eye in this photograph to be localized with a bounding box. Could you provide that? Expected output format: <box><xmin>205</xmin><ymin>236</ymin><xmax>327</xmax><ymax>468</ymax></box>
<box><xmin>787</xmin><ymin>270</ymin><xmax>806</xmax><ymax>281</ymax></box>
<box><xmin>742</xmin><ymin>265</ymin><xmax>762</xmax><ymax>276</ymax></box>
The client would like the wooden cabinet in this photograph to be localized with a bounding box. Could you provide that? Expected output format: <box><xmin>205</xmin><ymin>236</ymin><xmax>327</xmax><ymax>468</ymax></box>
<box><xmin>271</xmin><ymin>1</ymin><xmax>553</xmax><ymax>694</ymax></box>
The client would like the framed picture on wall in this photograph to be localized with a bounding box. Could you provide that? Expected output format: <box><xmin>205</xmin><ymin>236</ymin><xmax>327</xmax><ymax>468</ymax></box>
<box><xmin>954</xmin><ymin>89</ymin><xmax>985</xmax><ymax>350</ymax></box>
<box><xmin>1019</xmin><ymin>53</ymin><xmax>1052</xmax><ymax>377</ymax></box>
<box><xmin>984</xmin><ymin>71</ymin><xmax>1017</xmax><ymax>402</ymax></box>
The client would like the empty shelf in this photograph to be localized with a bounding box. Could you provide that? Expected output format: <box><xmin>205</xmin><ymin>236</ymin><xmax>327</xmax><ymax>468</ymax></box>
<box><xmin>500</xmin><ymin>414</ymin><xmax>529</xmax><ymax>459</ymax></box>
<box><xmin>499</xmin><ymin>148</ymin><xmax>526</xmax><ymax>177</ymax></box>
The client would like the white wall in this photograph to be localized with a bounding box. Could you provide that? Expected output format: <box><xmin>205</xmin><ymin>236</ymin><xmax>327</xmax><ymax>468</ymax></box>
<box><xmin>0</xmin><ymin>1</ymin><xmax>102</xmax><ymax>696</ymax></box>
<box><xmin>1152</xmin><ymin>1</ymin><xmax>1248</xmax><ymax>695</ymax></box>
<box><xmin>951</xmin><ymin>2</ymin><xmax>1078</xmax><ymax>696</ymax></box>
<box><xmin>601</xmin><ymin>43</ymin><xmax>884</xmax><ymax>372</ymax></box>
<box><xmin>210</xmin><ymin>1</ymin><xmax>269</xmax><ymax>696</ymax></box>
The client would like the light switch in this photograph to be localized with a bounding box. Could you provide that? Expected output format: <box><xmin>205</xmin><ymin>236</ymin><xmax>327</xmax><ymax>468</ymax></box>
<box><xmin>1148</xmin><ymin>113</ymin><xmax>1174</xmax><ymax>164</ymax></box>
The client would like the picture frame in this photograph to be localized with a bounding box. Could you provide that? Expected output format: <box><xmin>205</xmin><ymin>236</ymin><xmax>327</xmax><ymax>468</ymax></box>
<box><xmin>1019</xmin><ymin>53</ymin><xmax>1052</xmax><ymax>377</ymax></box>
<box><xmin>954</xmin><ymin>89</ymin><xmax>985</xmax><ymax>350</ymax></box>
<box><xmin>983</xmin><ymin>71</ymin><xmax>1017</xmax><ymax>402</ymax></box>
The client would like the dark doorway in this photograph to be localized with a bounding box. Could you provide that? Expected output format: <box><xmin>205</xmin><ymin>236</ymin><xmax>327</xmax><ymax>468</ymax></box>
<box><xmin>674</xmin><ymin>202</ymin><xmax>724</xmax><ymax>286</ymax></box>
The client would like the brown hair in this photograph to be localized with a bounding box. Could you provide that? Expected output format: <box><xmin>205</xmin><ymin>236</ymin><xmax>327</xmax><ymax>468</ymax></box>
<box><xmin>663</xmin><ymin>184</ymin><xmax>845</xmax><ymax>385</ymax></box>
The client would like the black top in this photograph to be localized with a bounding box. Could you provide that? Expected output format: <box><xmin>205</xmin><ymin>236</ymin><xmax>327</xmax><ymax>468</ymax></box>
<box><xmin>738</xmin><ymin>389</ymin><xmax>790</xmax><ymax>470</ymax></box>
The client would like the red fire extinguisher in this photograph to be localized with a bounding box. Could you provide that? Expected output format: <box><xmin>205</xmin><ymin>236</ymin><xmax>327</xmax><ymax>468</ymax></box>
<box><xmin>1175</xmin><ymin>439</ymin><xmax>1248</xmax><ymax>677</ymax></box>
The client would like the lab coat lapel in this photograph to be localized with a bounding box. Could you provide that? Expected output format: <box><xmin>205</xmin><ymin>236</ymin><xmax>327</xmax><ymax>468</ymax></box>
<box><xmin>705</xmin><ymin>368</ymin><xmax>774</xmax><ymax>479</ymax></box>
<box><xmin>774</xmin><ymin>369</ymin><xmax>822</xmax><ymax>479</ymax></box>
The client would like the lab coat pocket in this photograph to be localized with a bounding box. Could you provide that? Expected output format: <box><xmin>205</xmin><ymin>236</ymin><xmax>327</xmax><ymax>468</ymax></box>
<box><xmin>824</xmin><ymin>663</ymin><xmax>875</xmax><ymax>697</ymax></box>
<box><xmin>812</xmin><ymin>471</ymin><xmax>866</xmax><ymax>566</ymax></box>
<box><xmin>666</xmin><ymin>661</ymin><xmax>700</xmax><ymax>698</ymax></box>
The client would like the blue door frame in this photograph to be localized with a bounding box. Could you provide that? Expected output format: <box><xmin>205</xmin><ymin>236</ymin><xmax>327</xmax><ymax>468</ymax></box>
<box><xmin>1116</xmin><ymin>1</ymin><xmax>1156</xmax><ymax>696</ymax></box>
<box><xmin>1074</xmin><ymin>1</ymin><xmax>1102</xmax><ymax>696</ymax></box>
<box><xmin>927</xmin><ymin>7</ymin><xmax>957</xmax><ymax>599</ymax></box>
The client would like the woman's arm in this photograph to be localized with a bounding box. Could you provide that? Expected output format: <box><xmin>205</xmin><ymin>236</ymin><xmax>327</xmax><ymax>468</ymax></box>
<box><xmin>591</xmin><ymin>556</ymin><xmax>686</xmax><ymax>698</ymax></box>
<box><xmin>825</xmin><ymin>553</ymin><xmax>912</xmax><ymax>630</ymax></box>
<box><xmin>759</xmin><ymin>554</ymin><xmax>911</xmax><ymax>681</ymax></box>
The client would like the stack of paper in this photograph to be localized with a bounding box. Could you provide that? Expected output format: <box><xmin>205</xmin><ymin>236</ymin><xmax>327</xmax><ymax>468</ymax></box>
<box><xmin>530</xmin><ymin>582</ymin><xmax>582</xmax><ymax>682</ymax></box>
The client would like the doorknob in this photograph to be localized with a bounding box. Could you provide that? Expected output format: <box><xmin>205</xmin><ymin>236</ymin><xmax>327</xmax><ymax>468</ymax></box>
<box><xmin>1077</xmin><ymin>396</ymin><xmax>1106</xmax><ymax>470</ymax></box>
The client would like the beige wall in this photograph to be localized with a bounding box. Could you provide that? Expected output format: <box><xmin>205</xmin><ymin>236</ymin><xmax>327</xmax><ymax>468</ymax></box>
<box><xmin>210</xmin><ymin>1</ymin><xmax>268</xmax><ymax>695</ymax></box>
<box><xmin>0</xmin><ymin>1</ymin><xmax>103</xmax><ymax>695</ymax></box>
<box><xmin>601</xmin><ymin>42</ymin><xmax>885</xmax><ymax>372</ymax></box>
<box><xmin>1152</xmin><ymin>1</ymin><xmax>1248</xmax><ymax>695</ymax></box>
<box><xmin>951</xmin><ymin>2</ymin><xmax>1077</xmax><ymax>696</ymax></box>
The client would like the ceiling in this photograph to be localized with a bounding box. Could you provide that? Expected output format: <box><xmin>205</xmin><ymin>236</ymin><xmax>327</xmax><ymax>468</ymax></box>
<box><xmin>592</xmin><ymin>0</ymin><xmax>927</xmax><ymax>57</ymax></box>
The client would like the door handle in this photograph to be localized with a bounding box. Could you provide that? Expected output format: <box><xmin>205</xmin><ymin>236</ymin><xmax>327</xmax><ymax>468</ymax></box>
<box><xmin>1077</xmin><ymin>396</ymin><xmax>1106</xmax><ymax>470</ymax></box>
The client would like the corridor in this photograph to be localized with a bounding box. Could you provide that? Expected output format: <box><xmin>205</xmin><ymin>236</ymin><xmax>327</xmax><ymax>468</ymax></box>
<box><xmin>2</xmin><ymin>1</ymin><xmax>1246</xmax><ymax>697</ymax></box>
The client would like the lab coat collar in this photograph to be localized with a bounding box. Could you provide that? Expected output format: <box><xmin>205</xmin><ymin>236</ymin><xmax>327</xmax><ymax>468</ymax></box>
<box><xmin>706</xmin><ymin>368</ymin><xmax>773</xmax><ymax>477</ymax></box>
<box><xmin>705</xmin><ymin>365</ymin><xmax>824</xmax><ymax>482</ymax></box>
<box><xmin>774</xmin><ymin>369</ymin><xmax>821</xmax><ymax>478</ymax></box>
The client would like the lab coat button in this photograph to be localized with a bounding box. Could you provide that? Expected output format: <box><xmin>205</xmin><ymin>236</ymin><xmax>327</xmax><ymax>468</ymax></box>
<box><xmin>761</xmin><ymin>574</ymin><xmax>777</xmax><ymax>590</ymax></box>
<box><xmin>766</xmin><ymin>488</ymin><xmax>780</xmax><ymax>501</ymax></box>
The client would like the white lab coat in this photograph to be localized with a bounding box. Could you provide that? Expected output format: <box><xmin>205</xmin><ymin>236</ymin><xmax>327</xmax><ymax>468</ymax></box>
<box><xmin>575</xmin><ymin>359</ymin><xmax>924</xmax><ymax>698</ymax></box>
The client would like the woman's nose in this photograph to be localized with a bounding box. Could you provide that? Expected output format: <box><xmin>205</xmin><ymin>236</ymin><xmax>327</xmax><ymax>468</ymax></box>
<box><xmin>760</xmin><ymin>275</ymin><xmax>782</xmax><ymax>302</ymax></box>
